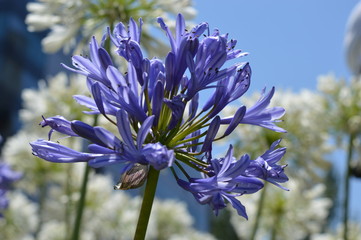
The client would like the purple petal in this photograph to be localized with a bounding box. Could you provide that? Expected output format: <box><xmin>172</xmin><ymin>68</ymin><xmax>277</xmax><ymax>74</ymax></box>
<box><xmin>30</xmin><ymin>140</ymin><xmax>98</xmax><ymax>163</ymax></box>
<box><xmin>98</xmin><ymin>47</ymin><xmax>113</xmax><ymax>71</ymax></box>
<box><xmin>143</xmin><ymin>143</ymin><xmax>174</xmax><ymax>170</ymax></box>
<box><xmin>128</xmin><ymin>17</ymin><xmax>141</xmax><ymax>43</ymax></box>
<box><xmin>116</xmin><ymin>110</ymin><xmax>136</xmax><ymax>150</ymax></box>
<box><xmin>70</xmin><ymin>121</ymin><xmax>105</xmax><ymax>147</ymax></box>
<box><xmin>175</xmin><ymin>14</ymin><xmax>186</xmax><ymax>45</ymax></box>
<box><xmin>91</xmin><ymin>82</ymin><xmax>105</xmax><ymax>115</ymax></box>
<box><xmin>73</xmin><ymin>95</ymin><xmax>98</xmax><ymax>113</ymax></box>
<box><xmin>88</xmin><ymin>144</ymin><xmax>117</xmax><ymax>154</ymax></box>
<box><xmin>157</xmin><ymin>17</ymin><xmax>176</xmax><ymax>52</ymax></box>
<box><xmin>188</xmin><ymin>92</ymin><xmax>199</xmax><ymax>119</ymax></box>
<box><xmin>40</xmin><ymin>115</ymin><xmax>78</xmax><ymax>140</ymax></box>
<box><xmin>223</xmin><ymin>194</ymin><xmax>248</xmax><ymax>219</ymax></box>
<box><xmin>90</xmin><ymin>36</ymin><xmax>101</xmax><ymax>68</ymax></box>
<box><xmin>164</xmin><ymin>95</ymin><xmax>186</xmax><ymax>130</ymax></box>
<box><xmin>165</xmin><ymin>52</ymin><xmax>175</xmax><ymax>91</ymax></box>
<box><xmin>232</xmin><ymin>176</ymin><xmax>264</xmax><ymax>194</ymax></box>
<box><xmin>0</xmin><ymin>163</ymin><xmax>22</xmax><ymax>189</ymax></box>
<box><xmin>106</xmin><ymin>65</ymin><xmax>127</xmax><ymax>91</ymax></box>
<box><xmin>223</xmin><ymin>106</ymin><xmax>246</xmax><ymax>136</ymax></box>
<box><xmin>94</xmin><ymin>127</ymin><xmax>122</xmax><ymax>150</ymax></box>
<box><xmin>88</xmin><ymin>154</ymin><xmax>125</xmax><ymax>168</ymax></box>
<box><xmin>152</xmin><ymin>81</ymin><xmax>164</xmax><ymax>126</ymax></box>
<box><xmin>217</xmin><ymin>145</ymin><xmax>234</xmax><ymax>177</ymax></box>
<box><xmin>136</xmin><ymin>115</ymin><xmax>154</xmax><ymax>149</ymax></box>
<box><xmin>72</xmin><ymin>56</ymin><xmax>101</xmax><ymax>78</ymax></box>
<box><xmin>201</xmin><ymin>116</ymin><xmax>220</xmax><ymax>152</ymax></box>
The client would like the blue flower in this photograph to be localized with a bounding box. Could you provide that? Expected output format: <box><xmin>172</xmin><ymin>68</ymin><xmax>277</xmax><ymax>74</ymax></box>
<box><xmin>31</xmin><ymin>14</ymin><xmax>287</xmax><ymax>218</ymax></box>
<box><xmin>0</xmin><ymin>162</ymin><xmax>22</xmax><ymax>215</ymax></box>
<box><xmin>0</xmin><ymin>163</ymin><xmax>22</xmax><ymax>190</ymax></box>
<box><xmin>143</xmin><ymin>143</ymin><xmax>174</xmax><ymax>170</ymax></box>
<box><xmin>178</xmin><ymin>146</ymin><xmax>264</xmax><ymax>218</ymax></box>
<box><xmin>40</xmin><ymin>115</ymin><xmax>78</xmax><ymax>140</ymax></box>
<box><xmin>245</xmin><ymin>139</ymin><xmax>289</xmax><ymax>190</ymax></box>
<box><xmin>240</xmin><ymin>87</ymin><xmax>286</xmax><ymax>132</ymax></box>
<box><xmin>220</xmin><ymin>87</ymin><xmax>286</xmax><ymax>133</ymax></box>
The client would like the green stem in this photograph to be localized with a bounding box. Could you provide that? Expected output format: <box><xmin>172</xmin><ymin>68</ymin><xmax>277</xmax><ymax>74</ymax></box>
<box><xmin>270</xmin><ymin>204</ymin><xmax>283</xmax><ymax>240</ymax></box>
<box><xmin>343</xmin><ymin>134</ymin><xmax>354</xmax><ymax>240</ymax></box>
<box><xmin>134</xmin><ymin>166</ymin><xmax>160</xmax><ymax>240</ymax></box>
<box><xmin>174</xmin><ymin>161</ymin><xmax>191</xmax><ymax>179</ymax></box>
<box><xmin>65</xmin><ymin>164</ymin><xmax>73</xmax><ymax>240</ymax></box>
<box><xmin>249</xmin><ymin>183</ymin><xmax>268</xmax><ymax>240</ymax></box>
<box><xmin>34</xmin><ymin>177</ymin><xmax>47</xmax><ymax>240</ymax></box>
<box><xmin>71</xmin><ymin>164</ymin><xmax>91</xmax><ymax>240</ymax></box>
<box><xmin>175</xmin><ymin>152</ymin><xmax>209</xmax><ymax>169</ymax></box>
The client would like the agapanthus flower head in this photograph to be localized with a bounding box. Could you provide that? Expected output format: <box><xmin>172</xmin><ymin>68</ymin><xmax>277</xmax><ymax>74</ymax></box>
<box><xmin>30</xmin><ymin>14</ymin><xmax>287</xmax><ymax>218</ymax></box>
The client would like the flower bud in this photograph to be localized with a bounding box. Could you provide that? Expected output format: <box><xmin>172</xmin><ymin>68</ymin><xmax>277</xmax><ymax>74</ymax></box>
<box><xmin>113</xmin><ymin>164</ymin><xmax>148</xmax><ymax>190</ymax></box>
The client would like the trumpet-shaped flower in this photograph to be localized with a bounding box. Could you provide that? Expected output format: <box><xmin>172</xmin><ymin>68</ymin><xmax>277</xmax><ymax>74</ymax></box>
<box><xmin>178</xmin><ymin>146</ymin><xmax>264</xmax><ymax>218</ymax></box>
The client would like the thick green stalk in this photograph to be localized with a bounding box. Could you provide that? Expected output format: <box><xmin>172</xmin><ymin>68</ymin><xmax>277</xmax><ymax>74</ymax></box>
<box><xmin>249</xmin><ymin>183</ymin><xmax>268</xmax><ymax>240</ymax></box>
<box><xmin>134</xmin><ymin>166</ymin><xmax>160</xmax><ymax>240</ymax></box>
<box><xmin>71</xmin><ymin>164</ymin><xmax>91</xmax><ymax>240</ymax></box>
<box><xmin>343</xmin><ymin>134</ymin><xmax>354</xmax><ymax>240</ymax></box>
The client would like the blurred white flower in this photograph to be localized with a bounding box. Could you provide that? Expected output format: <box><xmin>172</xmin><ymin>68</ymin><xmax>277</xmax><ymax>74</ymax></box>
<box><xmin>25</xmin><ymin>0</ymin><xmax>196</xmax><ymax>56</ymax></box>
<box><xmin>318</xmin><ymin>74</ymin><xmax>361</xmax><ymax>136</ymax></box>
<box><xmin>317</xmin><ymin>73</ymin><xmax>339</xmax><ymax>95</ymax></box>
<box><xmin>169</xmin><ymin>232</ymin><xmax>217</xmax><ymax>240</ymax></box>
<box><xmin>311</xmin><ymin>222</ymin><xmax>361</xmax><ymax>240</ymax></box>
<box><xmin>20</xmin><ymin>72</ymin><xmax>90</xmax><ymax>126</ymax></box>
<box><xmin>0</xmin><ymin>191</ymin><xmax>38</xmax><ymax>240</ymax></box>
<box><xmin>37</xmin><ymin>220</ymin><xmax>66</xmax><ymax>240</ymax></box>
<box><xmin>230</xmin><ymin>180</ymin><xmax>332</xmax><ymax>240</ymax></box>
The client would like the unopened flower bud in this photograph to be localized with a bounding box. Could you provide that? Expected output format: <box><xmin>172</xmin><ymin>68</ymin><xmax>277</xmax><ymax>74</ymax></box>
<box><xmin>114</xmin><ymin>164</ymin><xmax>149</xmax><ymax>190</ymax></box>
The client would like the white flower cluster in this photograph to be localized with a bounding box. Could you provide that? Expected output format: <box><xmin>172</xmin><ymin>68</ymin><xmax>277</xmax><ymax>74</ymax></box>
<box><xmin>318</xmin><ymin>74</ymin><xmax>361</xmax><ymax>175</ymax></box>
<box><xmin>318</xmin><ymin>74</ymin><xmax>361</xmax><ymax>136</ymax></box>
<box><xmin>0</xmin><ymin>191</ymin><xmax>38</xmax><ymax>240</ymax></box>
<box><xmin>25</xmin><ymin>0</ymin><xmax>196</xmax><ymax>55</ymax></box>
<box><xmin>20</xmin><ymin>72</ymin><xmax>91</xmax><ymax>127</ymax></box>
<box><xmin>230</xmin><ymin>181</ymin><xmax>332</xmax><ymax>240</ymax></box>
<box><xmin>311</xmin><ymin>222</ymin><xmax>361</xmax><ymax>240</ymax></box>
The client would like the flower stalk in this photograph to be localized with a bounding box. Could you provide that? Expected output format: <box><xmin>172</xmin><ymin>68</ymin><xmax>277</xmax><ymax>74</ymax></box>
<box><xmin>71</xmin><ymin>164</ymin><xmax>91</xmax><ymax>240</ymax></box>
<box><xmin>249</xmin><ymin>183</ymin><xmax>268</xmax><ymax>240</ymax></box>
<box><xmin>134</xmin><ymin>166</ymin><xmax>160</xmax><ymax>240</ymax></box>
<box><xmin>343</xmin><ymin>133</ymin><xmax>354</xmax><ymax>240</ymax></box>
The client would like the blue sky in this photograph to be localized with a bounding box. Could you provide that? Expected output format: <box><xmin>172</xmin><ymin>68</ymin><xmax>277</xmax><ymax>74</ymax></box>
<box><xmin>194</xmin><ymin>0</ymin><xmax>360</xmax><ymax>92</ymax></box>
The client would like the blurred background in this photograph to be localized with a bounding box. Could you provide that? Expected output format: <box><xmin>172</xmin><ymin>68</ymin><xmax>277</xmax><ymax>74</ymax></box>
<box><xmin>1</xmin><ymin>0</ymin><xmax>361</xmax><ymax>239</ymax></box>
